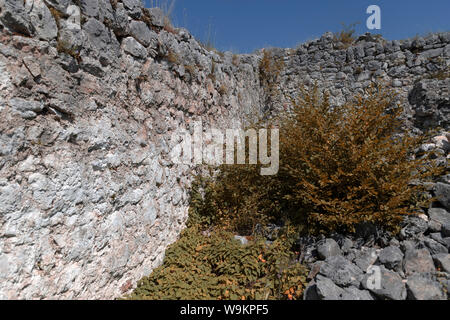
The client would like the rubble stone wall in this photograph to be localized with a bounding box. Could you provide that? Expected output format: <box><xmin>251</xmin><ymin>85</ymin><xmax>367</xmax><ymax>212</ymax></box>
<box><xmin>0</xmin><ymin>0</ymin><xmax>448</xmax><ymax>299</ymax></box>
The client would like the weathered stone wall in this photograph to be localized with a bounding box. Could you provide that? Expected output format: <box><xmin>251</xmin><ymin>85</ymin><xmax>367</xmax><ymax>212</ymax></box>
<box><xmin>0</xmin><ymin>0</ymin><xmax>262</xmax><ymax>299</ymax></box>
<box><xmin>0</xmin><ymin>0</ymin><xmax>448</xmax><ymax>299</ymax></box>
<box><xmin>270</xmin><ymin>31</ymin><xmax>449</xmax><ymax>131</ymax></box>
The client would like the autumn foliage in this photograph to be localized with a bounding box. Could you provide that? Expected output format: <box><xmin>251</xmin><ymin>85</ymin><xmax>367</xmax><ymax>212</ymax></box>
<box><xmin>129</xmin><ymin>85</ymin><xmax>441</xmax><ymax>301</ymax></box>
<box><xmin>192</xmin><ymin>84</ymin><xmax>439</xmax><ymax>235</ymax></box>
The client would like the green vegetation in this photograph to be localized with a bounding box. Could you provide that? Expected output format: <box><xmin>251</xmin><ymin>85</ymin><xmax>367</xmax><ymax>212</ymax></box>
<box><xmin>129</xmin><ymin>224</ymin><xmax>307</xmax><ymax>300</ymax></box>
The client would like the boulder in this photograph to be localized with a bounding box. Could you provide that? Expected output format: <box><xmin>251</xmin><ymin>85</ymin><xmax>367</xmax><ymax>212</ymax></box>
<box><xmin>122</xmin><ymin>0</ymin><xmax>142</xmax><ymax>19</ymax></box>
<box><xmin>129</xmin><ymin>21</ymin><xmax>158</xmax><ymax>48</ymax></box>
<box><xmin>406</xmin><ymin>273</ymin><xmax>446</xmax><ymax>300</ymax></box>
<box><xmin>353</xmin><ymin>247</ymin><xmax>378</xmax><ymax>271</ymax></box>
<box><xmin>24</xmin><ymin>0</ymin><xmax>58</xmax><ymax>41</ymax></box>
<box><xmin>432</xmin><ymin>135</ymin><xmax>450</xmax><ymax>152</ymax></box>
<box><xmin>362</xmin><ymin>266</ymin><xmax>407</xmax><ymax>300</ymax></box>
<box><xmin>0</xmin><ymin>0</ymin><xmax>34</xmax><ymax>36</ymax></box>
<box><xmin>122</xmin><ymin>37</ymin><xmax>147</xmax><ymax>60</ymax></box>
<box><xmin>98</xmin><ymin>0</ymin><xmax>114</xmax><ymax>22</ymax></box>
<box><xmin>401</xmin><ymin>216</ymin><xmax>428</xmax><ymax>237</ymax></box>
<box><xmin>435</xmin><ymin>183</ymin><xmax>450</xmax><ymax>211</ymax></box>
<box><xmin>44</xmin><ymin>0</ymin><xmax>71</xmax><ymax>12</ymax></box>
<box><xmin>433</xmin><ymin>253</ymin><xmax>450</xmax><ymax>273</ymax></box>
<box><xmin>428</xmin><ymin>208</ymin><xmax>450</xmax><ymax>232</ymax></box>
<box><xmin>83</xmin><ymin>18</ymin><xmax>121</xmax><ymax>66</ymax></box>
<box><xmin>400</xmin><ymin>240</ymin><xmax>417</xmax><ymax>253</ymax></box>
<box><xmin>304</xmin><ymin>275</ymin><xmax>346</xmax><ymax>300</ymax></box>
<box><xmin>8</xmin><ymin>98</ymin><xmax>44</xmax><ymax>119</ymax></box>
<box><xmin>79</xmin><ymin>0</ymin><xmax>99</xmax><ymax>18</ymax></box>
<box><xmin>403</xmin><ymin>249</ymin><xmax>436</xmax><ymax>276</ymax></box>
<box><xmin>430</xmin><ymin>233</ymin><xmax>450</xmax><ymax>249</ymax></box>
<box><xmin>442</xmin><ymin>223</ymin><xmax>450</xmax><ymax>237</ymax></box>
<box><xmin>319</xmin><ymin>255</ymin><xmax>363</xmax><ymax>287</ymax></box>
<box><xmin>408</xmin><ymin>79</ymin><xmax>450</xmax><ymax>130</ymax></box>
<box><xmin>317</xmin><ymin>239</ymin><xmax>341</xmax><ymax>260</ymax></box>
<box><xmin>341</xmin><ymin>286</ymin><xmax>374</xmax><ymax>300</ymax></box>
<box><xmin>306</xmin><ymin>261</ymin><xmax>323</xmax><ymax>281</ymax></box>
<box><xmin>378</xmin><ymin>246</ymin><xmax>404</xmax><ymax>271</ymax></box>
<box><xmin>109</xmin><ymin>3</ymin><xmax>129</xmax><ymax>37</ymax></box>
<box><xmin>424</xmin><ymin>238</ymin><xmax>448</xmax><ymax>255</ymax></box>
<box><xmin>148</xmin><ymin>7</ymin><xmax>165</xmax><ymax>28</ymax></box>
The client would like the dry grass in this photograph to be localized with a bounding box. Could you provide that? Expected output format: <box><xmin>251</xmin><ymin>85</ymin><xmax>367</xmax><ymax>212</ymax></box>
<box><xmin>429</xmin><ymin>68</ymin><xmax>450</xmax><ymax>80</ymax></box>
<box><xmin>333</xmin><ymin>23</ymin><xmax>359</xmax><ymax>49</ymax></box>
<box><xmin>232</xmin><ymin>54</ymin><xmax>240</xmax><ymax>67</ymax></box>
<box><xmin>166</xmin><ymin>49</ymin><xmax>180</xmax><ymax>64</ymax></box>
<box><xmin>163</xmin><ymin>16</ymin><xmax>178</xmax><ymax>35</ymax></box>
<box><xmin>354</xmin><ymin>66</ymin><xmax>363</xmax><ymax>75</ymax></box>
<box><xmin>207</xmin><ymin>60</ymin><xmax>216</xmax><ymax>82</ymax></box>
<box><xmin>109</xmin><ymin>0</ymin><xmax>118</xmax><ymax>10</ymax></box>
<box><xmin>427</xmin><ymin>57</ymin><xmax>450</xmax><ymax>80</ymax></box>
<box><xmin>218</xmin><ymin>84</ymin><xmax>228</xmax><ymax>96</ymax></box>
<box><xmin>56</xmin><ymin>38</ymin><xmax>82</xmax><ymax>63</ymax></box>
<box><xmin>140</xmin><ymin>8</ymin><xmax>154</xmax><ymax>29</ymax></box>
<box><xmin>48</xmin><ymin>6</ymin><xmax>66</xmax><ymax>27</ymax></box>
<box><xmin>184</xmin><ymin>64</ymin><xmax>197</xmax><ymax>78</ymax></box>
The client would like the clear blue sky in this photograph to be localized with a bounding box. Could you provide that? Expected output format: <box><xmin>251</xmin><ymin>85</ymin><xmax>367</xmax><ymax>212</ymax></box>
<box><xmin>144</xmin><ymin>0</ymin><xmax>450</xmax><ymax>53</ymax></box>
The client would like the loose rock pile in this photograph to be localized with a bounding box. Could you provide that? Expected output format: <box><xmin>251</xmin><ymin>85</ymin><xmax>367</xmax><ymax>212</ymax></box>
<box><xmin>300</xmin><ymin>137</ymin><xmax>450</xmax><ymax>300</ymax></box>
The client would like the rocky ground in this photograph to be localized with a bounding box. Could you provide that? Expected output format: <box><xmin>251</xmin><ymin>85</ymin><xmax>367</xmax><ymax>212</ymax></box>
<box><xmin>230</xmin><ymin>132</ymin><xmax>450</xmax><ymax>300</ymax></box>
<box><xmin>297</xmin><ymin>136</ymin><xmax>450</xmax><ymax>300</ymax></box>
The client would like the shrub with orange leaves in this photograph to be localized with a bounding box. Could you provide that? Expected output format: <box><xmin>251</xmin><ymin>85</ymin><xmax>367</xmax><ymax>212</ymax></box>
<box><xmin>276</xmin><ymin>84</ymin><xmax>440</xmax><ymax>233</ymax></box>
<box><xmin>191</xmin><ymin>84</ymin><xmax>440</xmax><ymax>235</ymax></box>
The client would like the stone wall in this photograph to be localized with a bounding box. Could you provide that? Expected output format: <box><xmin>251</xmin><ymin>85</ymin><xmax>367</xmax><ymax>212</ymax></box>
<box><xmin>0</xmin><ymin>0</ymin><xmax>262</xmax><ymax>299</ymax></box>
<box><xmin>271</xmin><ymin>31</ymin><xmax>449</xmax><ymax>131</ymax></box>
<box><xmin>0</xmin><ymin>0</ymin><xmax>448</xmax><ymax>299</ymax></box>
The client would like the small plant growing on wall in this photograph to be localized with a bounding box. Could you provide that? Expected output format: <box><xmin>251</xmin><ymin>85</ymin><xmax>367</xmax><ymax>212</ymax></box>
<box><xmin>166</xmin><ymin>48</ymin><xmax>180</xmax><ymax>65</ymax></box>
<box><xmin>56</xmin><ymin>38</ymin><xmax>82</xmax><ymax>63</ymax></box>
<box><xmin>333</xmin><ymin>22</ymin><xmax>359</xmax><ymax>49</ymax></box>
<box><xmin>259</xmin><ymin>50</ymin><xmax>285</xmax><ymax>112</ymax></box>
